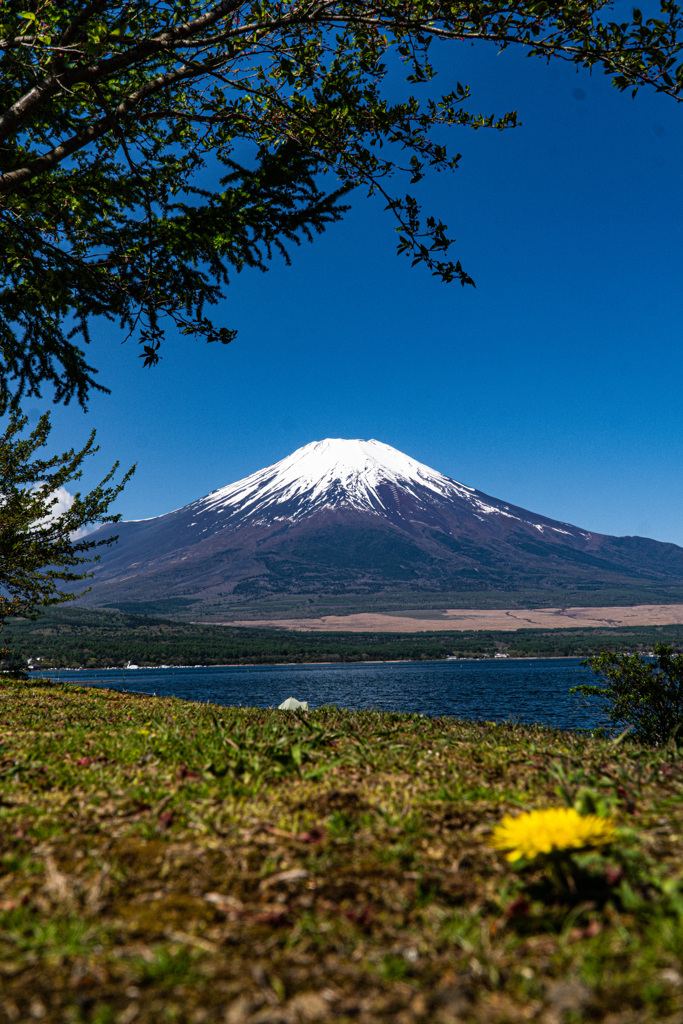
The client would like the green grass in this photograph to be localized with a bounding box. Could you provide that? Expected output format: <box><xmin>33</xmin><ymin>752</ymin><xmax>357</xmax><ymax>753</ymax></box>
<box><xmin>0</xmin><ymin>677</ymin><xmax>682</xmax><ymax>1022</ymax></box>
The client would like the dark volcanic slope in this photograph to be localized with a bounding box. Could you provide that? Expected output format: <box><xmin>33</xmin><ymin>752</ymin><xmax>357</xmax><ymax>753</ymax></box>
<box><xmin>77</xmin><ymin>438</ymin><xmax>683</xmax><ymax>615</ymax></box>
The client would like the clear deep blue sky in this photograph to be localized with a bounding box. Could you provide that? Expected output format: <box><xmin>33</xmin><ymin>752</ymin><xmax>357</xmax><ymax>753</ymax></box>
<box><xmin>32</xmin><ymin>32</ymin><xmax>683</xmax><ymax>546</ymax></box>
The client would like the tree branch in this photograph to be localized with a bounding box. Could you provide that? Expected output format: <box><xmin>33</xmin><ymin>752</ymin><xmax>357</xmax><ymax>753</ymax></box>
<box><xmin>0</xmin><ymin>0</ymin><xmax>244</xmax><ymax>141</ymax></box>
<box><xmin>0</xmin><ymin>62</ymin><xmax>209</xmax><ymax>193</ymax></box>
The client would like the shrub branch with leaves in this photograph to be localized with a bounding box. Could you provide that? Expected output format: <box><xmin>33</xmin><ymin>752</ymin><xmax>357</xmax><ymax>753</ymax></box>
<box><xmin>572</xmin><ymin>644</ymin><xmax>683</xmax><ymax>745</ymax></box>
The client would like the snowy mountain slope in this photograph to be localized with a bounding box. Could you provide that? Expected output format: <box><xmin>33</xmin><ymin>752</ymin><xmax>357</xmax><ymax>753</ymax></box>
<box><xmin>195</xmin><ymin>437</ymin><xmax>476</xmax><ymax>520</ymax></box>
<box><xmin>149</xmin><ymin>438</ymin><xmax>590</xmax><ymax>539</ymax></box>
<box><xmin>77</xmin><ymin>439</ymin><xmax>683</xmax><ymax>616</ymax></box>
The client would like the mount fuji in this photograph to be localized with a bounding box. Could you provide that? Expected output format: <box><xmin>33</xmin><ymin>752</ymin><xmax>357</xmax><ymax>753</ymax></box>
<box><xmin>77</xmin><ymin>438</ymin><xmax>683</xmax><ymax>618</ymax></box>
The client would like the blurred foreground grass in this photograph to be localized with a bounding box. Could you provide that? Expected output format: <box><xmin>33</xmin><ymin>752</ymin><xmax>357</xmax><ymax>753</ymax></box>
<box><xmin>0</xmin><ymin>678</ymin><xmax>682</xmax><ymax>1023</ymax></box>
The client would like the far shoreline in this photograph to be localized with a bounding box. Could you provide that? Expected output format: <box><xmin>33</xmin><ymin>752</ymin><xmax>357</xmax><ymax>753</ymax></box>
<box><xmin>33</xmin><ymin>654</ymin><xmax>596</xmax><ymax>674</ymax></box>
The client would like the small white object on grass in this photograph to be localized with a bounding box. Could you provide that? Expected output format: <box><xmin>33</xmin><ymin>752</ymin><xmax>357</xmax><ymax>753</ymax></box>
<box><xmin>277</xmin><ymin>697</ymin><xmax>309</xmax><ymax>711</ymax></box>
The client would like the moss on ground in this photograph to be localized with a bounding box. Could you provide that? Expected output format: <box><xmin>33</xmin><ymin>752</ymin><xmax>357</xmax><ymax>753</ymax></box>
<box><xmin>0</xmin><ymin>678</ymin><xmax>682</xmax><ymax>1023</ymax></box>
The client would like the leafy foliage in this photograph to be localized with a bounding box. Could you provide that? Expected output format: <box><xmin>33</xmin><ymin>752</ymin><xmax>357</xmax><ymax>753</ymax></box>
<box><xmin>0</xmin><ymin>412</ymin><xmax>134</xmax><ymax>636</ymax></box>
<box><xmin>573</xmin><ymin>644</ymin><xmax>683</xmax><ymax>745</ymax></box>
<box><xmin>2</xmin><ymin>0</ymin><xmax>683</xmax><ymax>407</ymax></box>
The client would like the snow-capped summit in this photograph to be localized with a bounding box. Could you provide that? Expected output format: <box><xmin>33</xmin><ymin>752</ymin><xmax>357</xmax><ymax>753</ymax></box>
<box><xmin>193</xmin><ymin>437</ymin><xmax>475</xmax><ymax>524</ymax></box>
<box><xmin>184</xmin><ymin>437</ymin><xmax>584</xmax><ymax>538</ymax></box>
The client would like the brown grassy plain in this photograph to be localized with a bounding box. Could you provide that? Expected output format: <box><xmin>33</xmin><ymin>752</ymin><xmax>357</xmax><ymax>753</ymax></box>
<box><xmin>225</xmin><ymin>604</ymin><xmax>683</xmax><ymax>633</ymax></box>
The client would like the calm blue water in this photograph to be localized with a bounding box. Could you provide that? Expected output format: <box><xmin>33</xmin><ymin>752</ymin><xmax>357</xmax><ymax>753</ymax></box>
<box><xmin>33</xmin><ymin>659</ymin><xmax>600</xmax><ymax>731</ymax></box>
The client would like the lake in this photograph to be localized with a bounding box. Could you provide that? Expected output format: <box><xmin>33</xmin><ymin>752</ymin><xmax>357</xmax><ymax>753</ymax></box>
<box><xmin>34</xmin><ymin>658</ymin><xmax>603</xmax><ymax>731</ymax></box>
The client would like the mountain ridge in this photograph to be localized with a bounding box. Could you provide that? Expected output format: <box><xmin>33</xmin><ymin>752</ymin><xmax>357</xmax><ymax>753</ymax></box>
<box><xmin>75</xmin><ymin>438</ymin><xmax>683</xmax><ymax>620</ymax></box>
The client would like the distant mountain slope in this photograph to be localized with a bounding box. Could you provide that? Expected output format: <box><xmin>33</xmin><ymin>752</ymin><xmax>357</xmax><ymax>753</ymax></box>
<box><xmin>76</xmin><ymin>438</ymin><xmax>683</xmax><ymax>618</ymax></box>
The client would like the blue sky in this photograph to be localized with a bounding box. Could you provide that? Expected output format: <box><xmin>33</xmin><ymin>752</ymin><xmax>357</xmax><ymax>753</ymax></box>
<box><xmin>32</xmin><ymin>31</ymin><xmax>683</xmax><ymax>547</ymax></box>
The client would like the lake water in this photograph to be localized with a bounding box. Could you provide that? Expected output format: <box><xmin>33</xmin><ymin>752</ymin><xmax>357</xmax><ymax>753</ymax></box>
<box><xmin>35</xmin><ymin>658</ymin><xmax>602</xmax><ymax>731</ymax></box>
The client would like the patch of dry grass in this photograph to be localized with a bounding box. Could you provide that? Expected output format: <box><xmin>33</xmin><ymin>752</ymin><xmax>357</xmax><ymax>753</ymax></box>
<box><xmin>0</xmin><ymin>678</ymin><xmax>682</xmax><ymax>1023</ymax></box>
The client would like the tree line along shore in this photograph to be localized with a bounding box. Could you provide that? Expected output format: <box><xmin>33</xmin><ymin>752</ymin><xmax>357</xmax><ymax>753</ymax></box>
<box><xmin>4</xmin><ymin>608</ymin><xmax>683</xmax><ymax>670</ymax></box>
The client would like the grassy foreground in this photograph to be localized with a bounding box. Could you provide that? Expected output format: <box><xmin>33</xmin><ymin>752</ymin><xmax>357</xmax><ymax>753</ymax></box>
<box><xmin>0</xmin><ymin>680</ymin><xmax>682</xmax><ymax>1024</ymax></box>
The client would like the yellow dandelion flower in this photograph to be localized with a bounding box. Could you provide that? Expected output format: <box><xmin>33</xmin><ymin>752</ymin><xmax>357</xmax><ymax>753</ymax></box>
<box><xmin>489</xmin><ymin>807</ymin><xmax>615</xmax><ymax>862</ymax></box>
